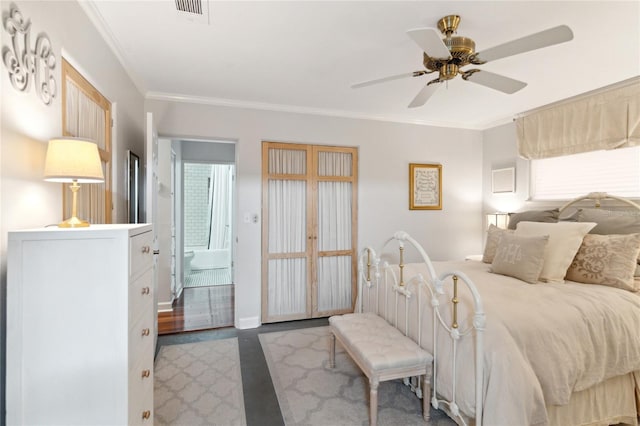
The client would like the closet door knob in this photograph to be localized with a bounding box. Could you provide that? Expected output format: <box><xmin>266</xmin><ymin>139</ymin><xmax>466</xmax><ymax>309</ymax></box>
<box><xmin>141</xmin><ymin>286</ymin><xmax>150</xmax><ymax>295</ymax></box>
<box><xmin>142</xmin><ymin>410</ymin><xmax>151</xmax><ymax>420</ymax></box>
<box><xmin>142</xmin><ymin>245</ymin><xmax>151</xmax><ymax>254</ymax></box>
<box><xmin>141</xmin><ymin>369</ymin><xmax>151</xmax><ymax>378</ymax></box>
<box><xmin>141</xmin><ymin>328</ymin><xmax>150</xmax><ymax>336</ymax></box>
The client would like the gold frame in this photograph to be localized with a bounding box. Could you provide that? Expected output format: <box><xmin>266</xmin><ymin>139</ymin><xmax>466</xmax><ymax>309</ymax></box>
<box><xmin>409</xmin><ymin>163</ymin><xmax>442</xmax><ymax>210</ymax></box>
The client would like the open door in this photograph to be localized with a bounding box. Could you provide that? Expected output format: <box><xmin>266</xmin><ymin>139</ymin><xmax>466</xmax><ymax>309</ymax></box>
<box><xmin>146</xmin><ymin>115</ymin><xmax>175</xmax><ymax>334</ymax></box>
<box><xmin>145</xmin><ymin>112</ymin><xmax>159</xmax><ymax>348</ymax></box>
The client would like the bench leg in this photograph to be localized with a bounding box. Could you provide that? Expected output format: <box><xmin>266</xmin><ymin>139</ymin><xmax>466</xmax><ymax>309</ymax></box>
<box><xmin>423</xmin><ymin>363</ymin><xmax>433</xmax><ymax>422</ymax></box>
<box><xmin>329</xmin><ymin>333</ymin><xmax>336</xmax><ymax>368</ymax></box>
<box><xmin>422</xmin><ymin>372</ymin><xmax>431</xmax><ymax>421</ymax></box>
<box><xmin>369</xmin><ymin>377</ymin><xmax>379</xmax><ymax>426</ymax></box>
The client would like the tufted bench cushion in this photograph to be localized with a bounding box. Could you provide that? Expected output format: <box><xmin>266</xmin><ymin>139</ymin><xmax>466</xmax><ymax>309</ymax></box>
<box><xmin>329</xmin><ymin>312</ymin><xmax>432</xmax><ymax>372</ymax></box>
<box><xmin>329</xmin><ymin>312</ymin><xmax>433</xmax><ymax>426</ymax></box>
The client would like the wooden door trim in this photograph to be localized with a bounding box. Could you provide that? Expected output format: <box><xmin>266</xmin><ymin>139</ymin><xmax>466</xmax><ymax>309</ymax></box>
<box><xmin>262</xmin><ymin>142</ymin><xmax>358</xmax><ymax>323</ymax></box>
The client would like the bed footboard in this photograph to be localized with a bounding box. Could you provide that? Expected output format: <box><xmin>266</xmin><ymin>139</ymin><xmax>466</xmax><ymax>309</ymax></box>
<box><xmin>359</xmin><ymin>231</ymin><xmax>486</xmax><ymax>426</ymax></box>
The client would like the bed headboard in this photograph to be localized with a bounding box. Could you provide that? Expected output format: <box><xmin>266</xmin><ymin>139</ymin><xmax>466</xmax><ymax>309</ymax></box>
<box><xmin>559</xmin><ymin>192</ymin><xmax>640</xmax><ymax>212</ymax></box>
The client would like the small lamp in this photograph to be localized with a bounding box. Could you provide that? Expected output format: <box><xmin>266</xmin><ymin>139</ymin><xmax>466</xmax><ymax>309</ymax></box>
<box><xmin>486</xmin><ymin>212</ymin><xmax>510</xmax><ymax>229</ymax></box>
<box><xmin>44</xmin><ymin>137</ymin><xmax>104</xmax><ymax>228</ymax></box>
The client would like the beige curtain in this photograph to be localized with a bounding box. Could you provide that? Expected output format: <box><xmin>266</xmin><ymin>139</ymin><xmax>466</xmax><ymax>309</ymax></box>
<box><xmin>517</xmin><ymin>78</ymin><xmax>640</xmax><ymax>159</ymax></box>
<box><xmin>64</xmin><ymin>77</ymin><xmax>107</xmax><ymax>224</ymax></box>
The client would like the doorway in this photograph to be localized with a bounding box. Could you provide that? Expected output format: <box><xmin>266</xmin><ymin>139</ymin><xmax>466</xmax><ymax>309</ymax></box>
<box><xmin>158</xmin><ymin>139</ymin><xmax>236</xmax><ymax>335</ymax></box>
<box><xmin>183</xmin><ymin>162</ymin><xmax>234</xmax><ymax>288</ymax></box>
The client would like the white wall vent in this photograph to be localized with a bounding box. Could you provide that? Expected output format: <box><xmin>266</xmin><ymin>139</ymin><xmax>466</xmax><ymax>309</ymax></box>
<box><xmin>175</xmin><ymin>0</ymin><xmax>210</xmax><ymax>25</ymax></box>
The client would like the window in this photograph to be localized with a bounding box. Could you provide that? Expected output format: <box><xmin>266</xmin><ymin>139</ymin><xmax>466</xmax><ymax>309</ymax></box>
<box><xmin>530</xmin><ymin>146</ymin><xmax>640</xmax><ymax>200</ymax></box>
<box><xmin>62</xmin><ymin>59</ymin><xmax>112</xmax><ymax>223</ymax></box>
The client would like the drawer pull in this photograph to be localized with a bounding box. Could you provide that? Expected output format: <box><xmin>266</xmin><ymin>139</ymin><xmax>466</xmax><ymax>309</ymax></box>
<box><xmin>141</xmin><ymin>328</ymin><xmax>150</xmax><ymax>336</ymax></box>
<box><xmin>141</xmin><ymin>245</ymin><xmax>151</xmax><ymax>254</ymax></box>
<box><xmin>142</xmin><ymin>410</ymin><xmax>151</xmax><ymax>420</ymax></box>
<box><xmin>141</xmin><ymin>286</ymin><xmax>150</xmax><ymax>295</ymax></box>
<box><xmin>141</xmin><ymin>369</ymin><xmax>151</xmax><ymax>378</ymax></box>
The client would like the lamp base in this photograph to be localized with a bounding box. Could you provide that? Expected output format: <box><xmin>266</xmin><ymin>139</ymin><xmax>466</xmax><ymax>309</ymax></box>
<box><xmin>58</xmin><ymin>216</ymin><xmax>90</xmax><ymax>228</ymax></box>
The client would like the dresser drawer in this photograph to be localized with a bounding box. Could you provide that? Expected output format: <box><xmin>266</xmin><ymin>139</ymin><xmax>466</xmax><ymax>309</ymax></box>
<box><xmin>129</xmin><ymin>269</ymin><xmax>153</xmax><ymax>327</ymax></box>
<box><xmin>129</xmin><ymin>231</ymin><xmax>153</xmax><ymax>279</ymax></box>
<box><xmin>128</xmin><ymin>351</ymin><xmax>154</xmax><ymax>426</ymax></box>
<box><xmin>128</xmin><ymin>386</ymin><xmax>153</xmax><ymax>426</ymax></box>
<box><xmin>129</xmin><ymin>312</ymin><xmax>154</xmax><ymax>364</ymax></box>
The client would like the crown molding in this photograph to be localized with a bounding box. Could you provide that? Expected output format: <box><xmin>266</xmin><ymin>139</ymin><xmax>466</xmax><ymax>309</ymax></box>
<box><xmin>78</xmin><ymin>1</ymin><xmax>147</xmax><ymax>96</ymax></box>
<box><xmin>145</xmin><ymin>91</ymin><xmax>486</xmax><ymax>130</ymax></box>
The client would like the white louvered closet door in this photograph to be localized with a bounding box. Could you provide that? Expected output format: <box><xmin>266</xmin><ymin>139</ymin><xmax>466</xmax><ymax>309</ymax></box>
<box><xmin>262</xmin><ymin>142</ymin><xmax>358</xmax><ymax>323</ymax></box>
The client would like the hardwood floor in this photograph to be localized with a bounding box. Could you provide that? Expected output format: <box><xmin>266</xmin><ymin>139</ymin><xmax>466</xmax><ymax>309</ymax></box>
<box><xmin>158</xmin><ymin>285</ymin><xmax>234</xmax><ymax>334</ymax></box>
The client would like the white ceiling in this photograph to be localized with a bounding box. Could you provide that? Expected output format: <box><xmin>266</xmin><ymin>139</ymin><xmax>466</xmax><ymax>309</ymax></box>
<box><xmin>84</xmin><ymin>1</ymin><xmax>640</xmax><ymax>130</ymax></box>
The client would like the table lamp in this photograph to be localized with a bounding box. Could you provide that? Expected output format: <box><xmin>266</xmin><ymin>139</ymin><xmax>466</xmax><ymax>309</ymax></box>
<box><xmin>486</xmin><ymin>212</ymin><xmax>510</xmax><ymax>229</ymax></box>
<box><xmin>44</xmin><ymin>137</ymin><xmax>105</xmax><ymax>228</ymax></box>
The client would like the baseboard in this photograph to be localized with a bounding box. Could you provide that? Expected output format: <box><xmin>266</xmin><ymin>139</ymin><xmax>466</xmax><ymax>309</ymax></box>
<box><xmin>157</xmin><ymin>301</ymin><xmax>173</xmax><ymax>313</ymax></box>
<box><xmin>236</xmin><ymin>316</ymin><xmax>260</xmax><ymax>329</ymax></box>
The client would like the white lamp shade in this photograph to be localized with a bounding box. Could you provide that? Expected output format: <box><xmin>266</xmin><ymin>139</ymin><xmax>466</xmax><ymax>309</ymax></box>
<box><xmin>486</xmin><ymin>212</ymin><xmax>510</xmax><ymax>229</ymax></box>
<box><xmin>44</xmin><ymin>138</ymin><xmax>105</xmax><ymax>183</ymax></box>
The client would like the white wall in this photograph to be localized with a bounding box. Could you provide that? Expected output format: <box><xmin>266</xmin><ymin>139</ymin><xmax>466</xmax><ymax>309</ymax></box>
<box><xmin>482</xmin><ymin>122</ymin><xmax>530</xmax><ymax>214</ymax></box>
<box><xmin>0</xmin><ymin>0</ymin><xmax>144</xmax><ymax>419</ymax></box>
<box><xmin>146</xmin><ymin>99</ymin><xmax>484</xmax><ymax>329</ymax></box>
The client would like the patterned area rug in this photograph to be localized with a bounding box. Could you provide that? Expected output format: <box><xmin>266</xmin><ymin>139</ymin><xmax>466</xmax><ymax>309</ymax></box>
<box><xmin>154</xmin><ymin>338</ymin><xmax>246</xmax><ymax>426</ymax></box>
<box><xmin>259</xmin><ymin>326</ymin><xmax>456</xmax><ymax>426</ymax></box>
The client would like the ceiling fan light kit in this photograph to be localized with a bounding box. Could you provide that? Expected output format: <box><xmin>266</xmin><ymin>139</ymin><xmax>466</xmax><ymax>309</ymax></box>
<box><xmin>353</xmin><ymin>14</ymin><xmax>574</xmax><ymax>108</ymax></box>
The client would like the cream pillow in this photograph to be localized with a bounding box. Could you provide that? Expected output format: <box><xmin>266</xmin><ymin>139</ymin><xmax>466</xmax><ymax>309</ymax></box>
<box><xmin>490</xmin><ymin>234</ymin><xmax>549</xmax><ymax>284</ymax></box>
<box><xmin>482</xmin><ymin>225</ymin><xmax>514</xmax><ymax>263</ymax></box>
<box><xmin>566</xmin><ymin>233</ymin><xmax>640</xmax><ymax>292</ymax></box>
<box><xmin>515</xmin><ymin>221</ymin><xmax>597</xmax><ymax>283</ymax></box>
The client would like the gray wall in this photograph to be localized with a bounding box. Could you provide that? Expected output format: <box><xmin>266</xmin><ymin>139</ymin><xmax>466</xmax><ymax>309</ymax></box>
<box><xmin>182</xmin><ymin>140</ymin><xmax>235</xmax><ymax>163</ymax></box>
<box><xmin>146</xmin><ymin>99</ymin><xmax>485</xmax><ymax>329</ymax></box>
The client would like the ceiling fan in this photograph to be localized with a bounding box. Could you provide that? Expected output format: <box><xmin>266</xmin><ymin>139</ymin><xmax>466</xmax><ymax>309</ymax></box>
<box><xmin>352</xmin><ymin>15</ymin><xmax>573</xmax><ymax>108</ymax></box>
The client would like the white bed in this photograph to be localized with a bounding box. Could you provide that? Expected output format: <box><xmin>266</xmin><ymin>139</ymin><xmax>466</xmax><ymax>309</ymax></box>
<box><xmin>358</xmin><ymin>193</ymin><xmax>640</xmax><ymax>426</ymax></box>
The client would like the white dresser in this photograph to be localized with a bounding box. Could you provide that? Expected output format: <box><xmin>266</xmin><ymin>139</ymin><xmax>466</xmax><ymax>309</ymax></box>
<box><xmin>7</xmin><ymin>224</ymin><xmax>156</xmax><ymax>425</ymax></box>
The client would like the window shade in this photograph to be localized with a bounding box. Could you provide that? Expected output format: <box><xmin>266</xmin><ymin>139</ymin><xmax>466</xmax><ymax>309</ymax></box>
<box><xmin>530</xmin><ymin>146</ymin><xmax>640</xmax><ymax>200</ymax></box>
<box><xmin>517</xmin><ymin>78</ymin><xmax>640</xmax><ymax>159</ymax></box>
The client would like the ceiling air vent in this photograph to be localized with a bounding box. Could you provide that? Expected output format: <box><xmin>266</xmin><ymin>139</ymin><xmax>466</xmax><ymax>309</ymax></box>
<box><xmin>174</xmin><ymin>0</ymin><xmax>210</xmax><ymax>25</ymax></box>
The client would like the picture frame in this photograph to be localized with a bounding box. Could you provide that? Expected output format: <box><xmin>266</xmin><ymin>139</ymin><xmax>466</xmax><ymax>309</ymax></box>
<box><xmin>409</xmin><ymin>163</ymin><xmax>442</xmax><ymax>210</ymax></box>
<box><xmin>491</xmin><ymin>167</ymin><xmax>515</xmax><ymax>194</ymax></box>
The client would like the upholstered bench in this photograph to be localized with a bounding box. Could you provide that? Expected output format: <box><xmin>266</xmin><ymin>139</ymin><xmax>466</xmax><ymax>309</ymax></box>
<box><xmin>329</xmin><ymin>312</ymin><xmax>433</xmax><ymax>426</ymax></box>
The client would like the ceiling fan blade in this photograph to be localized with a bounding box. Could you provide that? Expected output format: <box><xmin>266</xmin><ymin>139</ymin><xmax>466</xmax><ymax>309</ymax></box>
<box><xmin>408</xmin><ymin>83</ymin><xmax>440</xmax><ymax>108</ymax></box>
<box><xmin>464</xmin><ymin>70</ymin><xmax>527</xmax><ymax>94</ymax></box>
<box><xmin>476</xmin><ymin>25</ymin><xmax>573</xmax><ymax>62</ymax></box>
<box><xmin>352</xmin><ymin>72</ymin><xmax>416</xmax><ymax>89</ymax></box>
<box><xmin>407</xmin><ymin>28</ymin><xmax>451</xmax><ymax>59</ymax></box>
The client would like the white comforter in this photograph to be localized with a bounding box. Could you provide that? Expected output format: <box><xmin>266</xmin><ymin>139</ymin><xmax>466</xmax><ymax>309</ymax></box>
<box><xmin>381</xmin><ymin>260</ymin><xmax>640</xmax><ymax>426</ymax></box>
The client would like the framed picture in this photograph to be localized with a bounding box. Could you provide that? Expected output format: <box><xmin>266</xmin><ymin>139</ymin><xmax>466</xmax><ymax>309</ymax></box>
<box><xmin>409</xmin><ymin>163</ymin><xmax>442</xmax><ymax>210</ymax></box>
<box><xmin>492</xmin><ymin>167</ymin><xmax>515</xmax><ymax>194</ymax></box>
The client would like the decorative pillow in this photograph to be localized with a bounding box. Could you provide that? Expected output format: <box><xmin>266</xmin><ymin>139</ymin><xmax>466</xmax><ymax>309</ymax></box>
<box><xmin>507</xmin><ymin>209</ymin><xmax>559</xmax><ymax>230</ymax></box>
<box><xmin>558</xmin><ymin>209</ymin><xmax>580</xmax><ymax>222</ymax></box>
<box><xmin>578</xmin><ymin>208</ymin><xmax>640</xmax><ymax>235</ymax></box>
<box><xmin>566</xmin><ymin>233</ymin><xmax>640</xmax><ymax>292</ymax></box>
<box><xmin>490</xmin><ymin>234</ymin><xmax>549</xmax><ymax>284</ymax></box>
<box><xmin>482</xmin><ymin>225</ymin><xmax>514</xmax><ymax>263</ymax></box>
<box><xmin>515</xmin><ymin>221</ymin><xmax>597</xmax><ymax>283</ymax></box>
